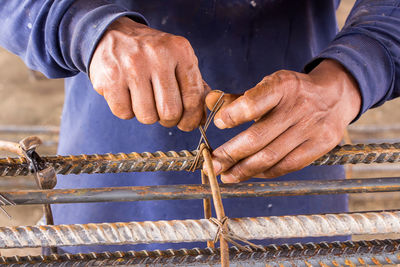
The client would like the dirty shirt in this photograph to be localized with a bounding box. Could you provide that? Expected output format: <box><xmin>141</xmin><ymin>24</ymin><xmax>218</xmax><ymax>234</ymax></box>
<box><xmin>0</xmin><ymin>0</ymin><xmax>400</xmax><ymax>253</ymax></box>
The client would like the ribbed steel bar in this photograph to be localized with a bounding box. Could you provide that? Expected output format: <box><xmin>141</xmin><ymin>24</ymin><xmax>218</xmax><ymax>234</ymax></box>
<box><xmin>0</xmin><ymin>211</ymin><xmax>399</xmax><ymax>248</ymax></box>
<box><xmin>1</xmin><ymin>239</ymin><xmax>400</xmax><ymax>266</ymax></box>
<box><xmin>1</xmin><ymin>178</ymin><xmax>400</xmax><ymax>205</ymax></box>
<box><xmin>0</xmin><ymin>143</ymin><xmax>399</xmax><ymax>177</ymax></box>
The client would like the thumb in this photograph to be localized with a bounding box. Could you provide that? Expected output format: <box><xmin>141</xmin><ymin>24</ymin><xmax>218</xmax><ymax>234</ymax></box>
<box><xmin>205</xmin><ymin>90</ymin><xmax>241</xmax><ymax>111</ymax></box>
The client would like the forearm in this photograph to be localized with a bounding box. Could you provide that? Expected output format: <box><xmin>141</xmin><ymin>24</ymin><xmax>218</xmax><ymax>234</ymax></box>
<box><xmin>305</xmin><ymin>0</ymin><xmax>400</xmax><ymax>119</ymax></box>
<box><xmin>0</xmin><ymin>0</ymin><xmax>147</xmax><ymax>78</ymax></box>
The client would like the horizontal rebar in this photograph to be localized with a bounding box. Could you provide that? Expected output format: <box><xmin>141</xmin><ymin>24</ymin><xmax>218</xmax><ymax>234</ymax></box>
<box><xmin>0</xmin><ymin>239</ymin><xmax>399</xmax><ymax>266</ymax></box>
<box><xmin>1</xmin><ymin>177</ymin><xmax>400</xmax><ymax>205</ymax></box>
<box><xmin>0</xmin><ymin>211</ymin><xmax>399</xmax><ymax>248</ymax></box>
<box><xmin>0</xmin><ymin>143</ymin><xmax>399</xmax><ymax>177</ymax></box>
<box><xmin>0</xmin><ymin>125</ymin><xmax>59</xmax><ymax>135</ymax></box>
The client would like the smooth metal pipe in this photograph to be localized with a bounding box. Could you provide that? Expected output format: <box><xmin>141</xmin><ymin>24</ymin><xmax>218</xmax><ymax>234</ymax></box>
<box><xmin>0</xmin><ymin>143</ymin><xmax>400</xmax><ymax>177</ymax></box>
<box><xmin>1</xmin><ymin>177</ymin><xmax>400</xmax><ymax>205</ymax></box>
<box><xmin>1</xmin><ymin>239</ymin><xmax>399</xmax><ymax>266</ymax></box>
<box><xmin>0</xmin><ymin>211</ymin><xmax>399</xmax><ymax>248</ymax></box>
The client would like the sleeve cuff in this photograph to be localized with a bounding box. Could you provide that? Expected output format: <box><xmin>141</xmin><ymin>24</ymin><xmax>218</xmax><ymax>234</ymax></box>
<box><xmin>304</xmin><ymin>32</ymin><xmax>395</xmax><ymax>121</ymax></box>
<box><xmin>61</xmin><ymin>0</ymin><xmax>148</xmax><ymax>74</ymax></box>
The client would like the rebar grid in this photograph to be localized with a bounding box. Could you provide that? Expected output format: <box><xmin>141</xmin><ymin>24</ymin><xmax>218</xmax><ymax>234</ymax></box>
<box><xmin>1</xmin><ymin>239</ymin><xmax>399</xmax><ymax>266</ymax></box>
<box><xmin>0</xmin><ymin>143</ymin><xmax>400</xmax><ymax>177</ymax></box>
<box><xmin>0</xmin><ymin>211</ymin><xmax>399</xmax><ymax>248</ymax></box>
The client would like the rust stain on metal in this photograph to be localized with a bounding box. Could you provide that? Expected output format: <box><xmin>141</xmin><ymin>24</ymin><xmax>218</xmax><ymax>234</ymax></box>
<box><xmin>1</xmin><ymin>239</ymin><xmax>400</xmax><ymax>266</ymax></box>
<box><xmin>0</xmin><ymin>143</ymin><xmax>399</xmax><ymax>176</ymax></box>
<box><xmin>371</xmin><ymin>257</ymin><xmax>380</xmax><ymax>265</ymax></box>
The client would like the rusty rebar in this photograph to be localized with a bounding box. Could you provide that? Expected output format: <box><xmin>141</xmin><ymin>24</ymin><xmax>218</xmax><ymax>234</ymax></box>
<box><xmin>0</xmin><ymin>211</ymin><xmax>399</xmax><ymax>248</ymax></box>
<box><xmin>313</xmin><ymin>143</ymin><xmax>400</xmax><ymax>165</ymax></box>
<box><xmin>201</xmin><ymin>144</ymin><xmax>229</xmax><ymax>266</ymax></box>
<box><xmin>1</xmin><ymin>177</ymin><xmax>400</xmax><ymax>205</ymax></box>
<box><xmin>1</xmin><ymin>239</ymin><xmax>399</xmax><ymax>266</ymax></box>
<box><xmin>201</xmin><ymin>170</ymin><xmax>213</xmax><ymax>248</ymax></box>
<box><xmin>0</xmin><ymin>143</ymin><xmax>399</xmax><ymax>177</ymax></box>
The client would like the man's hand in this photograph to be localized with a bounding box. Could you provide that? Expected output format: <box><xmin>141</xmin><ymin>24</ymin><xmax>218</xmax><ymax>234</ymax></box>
<box><xmin>206</xmin><ymin>59</ymin><xmax>361</xmax><ymax>183</ymax></box>
<box><xmin>89</xmin><ymin>17</ymin><xmax>207</xmax><ymax>131</ymax></box>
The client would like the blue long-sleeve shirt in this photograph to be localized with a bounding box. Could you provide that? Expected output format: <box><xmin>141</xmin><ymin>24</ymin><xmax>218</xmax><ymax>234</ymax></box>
<box><xmin>0</xmin><ymin>0</ymin><xmax>399</xmax><ymax>253</ymax></box>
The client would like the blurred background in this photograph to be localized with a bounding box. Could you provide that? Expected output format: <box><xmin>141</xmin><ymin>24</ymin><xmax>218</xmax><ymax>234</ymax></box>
<box><xmin>1</xmin><ymin>0</ymin><xmax>400</xmax><ymax>256</ymax></box>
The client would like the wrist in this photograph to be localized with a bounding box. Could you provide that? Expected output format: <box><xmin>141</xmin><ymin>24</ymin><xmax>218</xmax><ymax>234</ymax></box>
<box><xmin>309</xmin><ymin>59</ymin><xmax>361</xmax><ymax>124</ymax></box>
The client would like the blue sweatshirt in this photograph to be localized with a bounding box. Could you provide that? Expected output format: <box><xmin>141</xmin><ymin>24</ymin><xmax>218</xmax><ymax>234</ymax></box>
<box><xmin>0</xmin><ymin>0</ymin><xmax>399</xmax><ymax>253</ymax></box>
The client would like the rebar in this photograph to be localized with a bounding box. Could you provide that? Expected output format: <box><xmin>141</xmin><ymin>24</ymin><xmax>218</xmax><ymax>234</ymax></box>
<box><xmin>1</xmin><ymin>177</ymin><xmax>400</xmax><ymax>205</ymax></box>
<box><xmin>0</xmin><ymin>125</ymin><xmax>59</xmax><ymax>135</ymax></box>
<box><xmin>313</xmin><ymin>143</ymin><xmax>400</xmax><ymax>165</ymax></box>
<box><xmin>1</xmin><ymin>239</ymin><xmax>399</xmax><ymax>266</ymax></box>
<box><xmin>0</xmin><ymin>143</ymin><xmax>399</xmax><ymax>177</ymax></box>
<box><xmin>200</xmin><ymin>144</ymin><xmax>229</xmax><ymax>266</ymax></box>
<box><xmin>0</xmin><ymin>211</ymin><xmax>399</xmax><ymax>248</ymax></box>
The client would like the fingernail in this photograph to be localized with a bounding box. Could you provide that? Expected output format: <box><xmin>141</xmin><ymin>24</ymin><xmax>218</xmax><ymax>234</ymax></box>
<box><xmin>212</xmin><ymin>160</ymin><xmax>222</xmax><ymax>174</ymax></box>
<box><xmin>214</xmin><ymin>118</ymin><xmax>226</xmax><ymax>129</ymax></box>
<box><xmin>221</xmin><ymin>174</ymin><xmax>239</xmax><ymax>183</ymax></box>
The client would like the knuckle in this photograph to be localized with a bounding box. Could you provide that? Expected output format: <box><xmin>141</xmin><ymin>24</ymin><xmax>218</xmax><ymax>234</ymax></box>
<box><xmin>178</xmin><ymin>123</ymin><xmax>196</xmax><ymax>132</ymax></box>
<box><xmin>92</xmin><ymin>85</ymin><xmax>104</xmax><ymax>95</ymax></box>
<box><xmin>242</xmin><ymin>128</ymin><xmax>264</xmax><ymax>150</ymax></box>
<box><xmin>91</xmin><ymin>78</ymin><xmax>106</xmax><ymax>91</ymax></box>
<box><xmin>137</xmin><ymin>114</ymin><xmax>158</xmax><ymax>125</ymax></box>
<box><xmin>183</xmin><ymin>95</ymin><xmax>202</xmax><ymax>111</ymax></box>
<box><xmin>269</xmin><ymin>165</ymin><xmax>287</xmax><ymax>177</ymax></box>
<box><xmin>318</xmin><ymin>122</ymin><xmax>342</xmax><ymax>145</ymax></box>
<box><xmin>260</xmin><ymin>168</ymin><xmax>281</xmax><ymax>179</ymax></box>
<box><xmin>240</xmin><ymin>93</ymin><xmax>256</xmax><ymax>117</ymax></box>
<box><xmin>214</xmin><ymin>146</ymin><xmax>236</xmax><ymax>166</ymax></box>
<box><xmin>170</xmin><ymin>35</ymin><xmax>191</xmax><ymax>48</ymax></box>
<box><xmin>125</xmin><ymin>55</ymin><xmax>140</xmax><ymax>68</ymax></box>
<box><xmin>245</xmin><ymin>132</ymin><xmax>260</xmax><ymax>147</ymax></box>
<box><xmin>273</xmin><ymin>69</ymin><xmax>296</xmax><ymax>81</ymax></box>
<box><xmin>144</xmin><ymin>43</ymin><xmax>167</xmax><ymax>61</ymax></box>
<box><xmin>116</xmin><ymin>112</ymin><xmax>134</xmax><ymax>120</ymax></box>
<box><xmin>170</xmin><ymin>35</ymin><xmax>195</xmax><ymax>57</ymax></box>
<box><xmin>260</xmin><ymin>147</ymin><xmax>280</xmax><ymax>164</ymax></box>
<box><xmin>108</xmin><ymin>104</ymin><xmax>134</xmax><ymax>120</ymax></box>
<box><xmin>272</xmin><ymin>70</ymin><xmax>302</xmax><ymax>91</ymax></box>
<box><xmin>273</xmin><ymin>69</ymin><xmax>291</xmax><ymax>78</ymax></box>
<box><xmin>159</xmin><ymin>105</ymin><xmax>181</xmax><ymax>122</ymax></box>
<box><xmin>281</xmin><ymin>156</ymin><xmax>302</xmax><ymax>172</ymax></box>
<box><xmin>219</xmin><ymin>109</ymin><xmax>236</xmax><ymax>127</ymax></box>
<box><xmin>231</xmin><ymin>164</ymin><xmax>252</xmax><ymax>179</ymax></box>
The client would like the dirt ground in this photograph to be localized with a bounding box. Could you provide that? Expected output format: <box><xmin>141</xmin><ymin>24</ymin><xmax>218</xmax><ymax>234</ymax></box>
<box><xmin>1</xmin><ymin>0</ymin><xmax>400</xmax><ymax>257</ymax></box>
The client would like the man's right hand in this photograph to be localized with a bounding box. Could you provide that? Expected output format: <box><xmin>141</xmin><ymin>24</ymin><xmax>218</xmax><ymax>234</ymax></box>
<box><xmin>89</xmin><ymin>17</ymin><xmax>207</xmax><ymax>131</ymax></box>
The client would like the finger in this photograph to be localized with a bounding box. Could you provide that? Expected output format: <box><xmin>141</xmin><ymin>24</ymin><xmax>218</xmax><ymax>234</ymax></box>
<box><xmin>205</xmin><ymin>90</ymin><xmax>240</xmax><ymax>111</ymax></box>
<box><xmin>213</xmin><ymin>77</ymin><xmax>283</xmax><ymax>129</ymax></box>
<box><xmin>128</xmin><ymin>75</ymin><xmax>159</xmax><ymax>124</ymax></box>
<box><xmin>211</xmin><ymin>109</ymin><xmax>294</xmax><ymax>175</ymax></box>
<box><xmin>200</xmin><ymin>81</ymin><xmax>212</xmax><ymax>125</ymax></box>
<box><xmin>152</xmin><ymin>70</ymin><xmax>183</xmax><ymax>127</ymax></box>
<box><xmin>219</xmin><ymin>126</ymin><xmax>306</xmax><ymax>183</ymax></box>
<box><xmin>255</xmin><ymin>139</ymin><xmax>326</xmax><ymax>179</ymax></box>
<box><xmin>102</xmin><ymin>84</ymin><xmax>134</xmax><ymax>120</ymax></box>
<box><xmin>175</xmin><ymin>58</ymin><xmax>204</xmax><ymax>131</ymax></box>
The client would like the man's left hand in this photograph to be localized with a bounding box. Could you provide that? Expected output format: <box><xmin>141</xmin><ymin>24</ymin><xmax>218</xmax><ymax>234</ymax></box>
<box><xmin>206</xmin><ymin>59</ymin><xmax>361</xmax><ymax>183</ymax></box>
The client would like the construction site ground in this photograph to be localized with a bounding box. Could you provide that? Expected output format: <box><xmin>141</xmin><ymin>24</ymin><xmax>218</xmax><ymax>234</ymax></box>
<box><xmin>1</xmin><ymin>0</ymin><xmax>400</xmax><ymax>257</ymax></box>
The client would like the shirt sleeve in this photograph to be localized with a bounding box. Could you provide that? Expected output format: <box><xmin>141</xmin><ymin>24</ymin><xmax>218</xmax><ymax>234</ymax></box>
<box><xmin>304</xmin><ymin>0</ymin><xmax>400</xmax><ymax>120</ymax></box>
<box><xmin>0</xmin><ymin>0</ymin><xmax>148</xmax><ymax>78</ymax></box>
